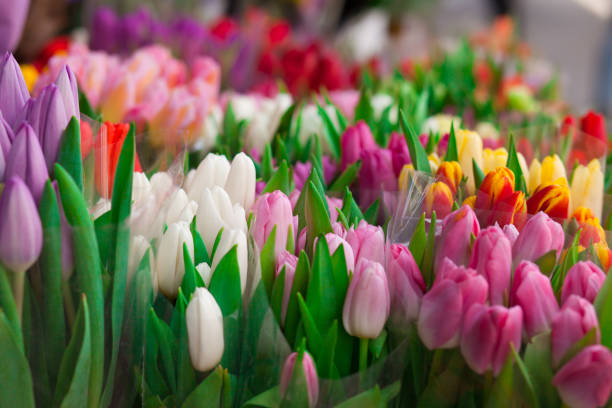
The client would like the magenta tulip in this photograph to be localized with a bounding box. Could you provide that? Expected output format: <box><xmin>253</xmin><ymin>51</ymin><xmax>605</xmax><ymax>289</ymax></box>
<box><xmin>324</xmin><ymin>233</ymin><xmax>355</xmax><ymax>273</ymax></box>
<box><xmin>512</xmin><ymin>212</ymin><xmax>564</xmax><ymax>263</ymax></box>
<box><xmin>340</xmin><ymin>120</ymin><xmax>377</xmax><ymax>170</ymax></box>
<box><xmin>460</xmin><ymin>304</ymin><xmax>523</xmax><ymax>376</ymax></box>
<box><xmin>280</xmin><ymin>351</ymin><xmax>319</xmax><ymax>407</ymax></box>
<box><xmin>553</xmin><ymin>345</ymin><xmax>612</xmax><ymax>408</ymax></box>
<box><xmin>346</xmin><ymin>220</ymin><xmax>385</xmax><ymax>265</ymax></box>
<box><xmin>552</xmin><ymin>295</ymin><xmax>600</xmax><ymax>367</ymax></box>
<box><xmin>276</xmin><ymin>250</ymin><xmax>298</xmax><ymax>324</ymax></box>
<box><xmin>510</xmin><ymin>261</ymin><xmax>559</xmax><ymax>338</ymax></box>
<box><xmin>435</xmin><ymin>205</ymin><xmax>481</xmax><ymax>269</ymax></box>
<box><xmin>469</xmin><ymin>225</ymin><xmax>512</xmax><ymax>305</ymax></box>
<box><xmin>387</xmin><ymin>243</ymin><xmax>426</xmax><ymax>327</ymax></box>
<box><xmin>252</xmin><ymin>191</ymin><xmax>294</xmax><ymax>261</ymax></box>
<box><xmin>0</xmin><ymin>53</ymin><xmax>29</xmax><ymax>126</ymax></box>
<box><xmin>417</xmin><ymin>258</ymin><xmax>488</xmax><ymax>349</ymax></box>
<box><xmin>388</xmin><ymin>132</ymin><xmax>411</xmax><ymax>176</ymax></box>
<box><xmin>342</xmin><ymin>259</ymin><xmax>390</xmax><ymax>339</ymax></box>
<box><xmin>358</xmin><ymin>147</ymin><xmax>396</xmax><ymax>208</ymax></box>
<box><xmin>562</xmin><ymin>261</ymin><xmax>606</xmax><ymax>304</ymax></box>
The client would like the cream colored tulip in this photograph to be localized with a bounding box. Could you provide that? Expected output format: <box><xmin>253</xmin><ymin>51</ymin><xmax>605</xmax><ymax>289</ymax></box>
<box><xmin>186</xmin><ymin>288</ymin><xmax>224</xmax><ymax>371</ymax></box>
<box><xmin>156</xmin><ymin>222</ymin><xmax>194</xmax><ymax>298</ymax></box>
<box><xmin>185</xmin><ymin>154</ymin><xmax>231</xmax><ymax>201</ymax></box>
<box><xmin>225</xmin><ymin>153</ymin><xmax>256</xmax><ymax>210</ymax></box>
<box><xmin>528</xmin><ymin>154</ymin><xmax>567</xmax><ymax>194</ymax></box>
<box><xmin>127</xmin><ymin>235</ymin><xmax>157</xmax><ymax>297</ymax></box>
<box><xmin>482</xmin><ymin>148</ymin><xmax>508</xmax><ymax>174</ymax></box>
<box><xmin>571</xmin><ymin>159</ymin><xmax>604</xmax><ymax>218</ymax></box>
<box><xmin>428</xmin><ymin>153</ymin><xmax>441</xmax><ymax>174</ymax></box>
<box><xmin>455</xmin><ymin>129</ymin><xmax>483</xmax><ymax>194</ymax></box>
<box><xmin>422</xmin><ymin>114</ymin><xmax>461</xmax><ymax>136</ymax></box>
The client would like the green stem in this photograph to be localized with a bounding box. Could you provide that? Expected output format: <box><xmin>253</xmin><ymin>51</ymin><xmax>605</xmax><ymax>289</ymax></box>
<box><xmin>359</xmin><ymin>338</ymin><xmax>369</xmax><ymax>373</ymax></box>
<box><xmin>62</xmin><ymin>281</ymin><xmax>76</xmax><ymax>330</ymax></box>
<box><xmin>12</xmin><ymin>271</ymin><xmax>25</xmax><ymax>322</ymax></box>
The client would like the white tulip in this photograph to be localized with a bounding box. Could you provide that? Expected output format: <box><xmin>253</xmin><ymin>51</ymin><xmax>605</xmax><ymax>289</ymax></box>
<box><xmin>156</xmin><ymin>222</ymin><xmax>194</xmax><ymax>298</ymax></box>
<box><xmin>162</xmin><ymin>188</ymin><xmax>198</xmax><ymax>226</ymax></box>
<box><xmin>297</xmin><ymin>104</ymin><xmax>337</xmax><ymax>154</ymax></box>
<box><xmin>127</xmin><ymin>235</ymin><xmax>157</xmax><ymax>296</ymax></box>
<box><xmin>91</xmin><ymin>198</ymin><xmax>111</xmax><ymax>219</ymax></box>
<box><xmin>225</xmin><ymin>152</ymin><xmax>256</xmax><ymax>210</ymax></box>
<box><xmin>196</xmin><ymin>262</ymin><xmax>213</xmax><ymax>286</ymax></box>
<box><xmin>195</xmin><ymin>186</ymin><xmax>247</xmax><ymax>252</ymax></box>
<box><xmin>371</xmin><ymin>93</ymin><xmax>397</xmax><ymax>123</ymax></box>
<box><xmin>186</xmin><ymin>287</ymin><xmax>224</xmax><ymax>372</ymax></box>
<box><xmin>245</xmin><ymin>94</ymin><xmax>293</xmax><ymax>153</ymax></box>
<box><xmin>185</xmin><ymin>154</ymin><xmax>231</xmax><ymax>200</ymax></box>
<box><xmin>150</xmin><ymin>172</ymin><xmax>175</xmax><ymax>203</ymax></box>
<box><xmin>210</xmin><ymin>228</ymin><xmax>248</xmax><ymax>294</ymax></box>
<box><xmin>229</xmin><ymin>94</ymin><xmax>258</xmax><ymax>121</ymax></box>
<box><xmin>132</xmin><ymin>172</ymin><xmax>152</xmax><ymax>206</ymax></box>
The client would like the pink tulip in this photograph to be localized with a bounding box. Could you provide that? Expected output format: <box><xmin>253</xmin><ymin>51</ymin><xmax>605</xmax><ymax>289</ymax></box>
<box><xmin>346</xmin><ymin>220</ymin><xmax>385</xmax><ymax>265</ymax></box>
<box><xmin>324</xmin><ymin>233</ymin><xmax>355</xmax><ymax>272</ymax></box>
<box><xmin>276</xmin><ymin>250</ymin><xmax>298</xmax><ymax>324</ymax></box>
<box><xmin>358</xmin><ymin>147</ymin><xmax>396</xmax><ymax>209</ymax></box>
<box><xmin>252</xmin><ymin>191</ymin><xmax>294</xmax><ymax>261</ymax></box>
<box><xmin>435</xmin><ymin>205</ymin><xmax>481</xmax><ymax>269</ymax></box>
<box><xmin>503</xmin><ymin>224</ymin><xmax>519</xmax><ymax>246</ymax></box>
<box><xmin>417</xmin><ymin>258</ymin><xmax>488</xmax><ymax>349</ymax></box>
<box><xmin>553</xmin><ymin>345</ymin><xmax>612</xmax><ymax>408</ymax></box>
<box><xmin>326</xmin><ymin>196</ymin><xmax>343</xmax><ymax>224</ymax></box>
<box><xmin>388</xmin><ymin>132</ymin><xmax>411</xmax><ymax>176</ymax></box>
<box><xmin>339</xmin><ymin>120</ymin><xmax>377</xmax><ymax>170</ymax></box>
<box><xmin>460</xmin><ymin>304</ymin><xmax>523</xmax><ymax>376</ymax></box>
<box><xmin>328</xmin><ymin>89</ymin><xmax>359</xmax><ymax>119</ymax></box>
<box><xmin>387</xmin><ymin>243</ymin><xmax>426</xmax><ymax>327</ymax></box>
<box><xmin>280</xmin><ymin>351</ymin><xmax>319</xmax><ymax>407</ymax></box>
<box><xmin>510</xmin><ymin>261</ymin><xmax>559</xmax><ymax>338</ymax></box>
<box><xmin>512</xmin><ymin>212</ymin><xmax>564</xmax><ymax>263</ymax></box>
<box><xmin>342</xmin><ymin>259</ymin><xmax>390</xmax><ymax>339</ymax></box>
<box><xmin>469</xmin><ymin>225</ymin><xmax>512</xmax><ymax>305</ymax></box>
<box><xmin>552</xmin><ymin>295</ymin><xmax>600</xmax><ymax>367</ymax></box>
<box><xmin>562</xmin><ymin>261</ymin><xmax>606</xmax><ymax>304</ymax></box>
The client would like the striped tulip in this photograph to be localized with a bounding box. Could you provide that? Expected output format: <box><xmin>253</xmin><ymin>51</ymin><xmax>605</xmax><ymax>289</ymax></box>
<box><xmin>527</xmin><ymin>179</ymin><xmax>570</xmax><ymax>219</ymax></box>
<box><xmin>436</xmin><ymin>161</ymin><xmax>463</xmax><ymax>194</ymax></box>
<box><xmin>423</xmin><ymin>181</ymin><xmax>454</xmax><ymax>219</ymax></box>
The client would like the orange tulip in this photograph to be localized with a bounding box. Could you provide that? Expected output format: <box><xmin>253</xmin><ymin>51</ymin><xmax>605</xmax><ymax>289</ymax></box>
<box><xmin>572</xmin><ymin>206</ymin><xmax>596</xmax><ymax>224</ymax></box>
<box><xmin>436</xmin><ymin>161</ymin><xmax>463</xmax><ymax>194</ymax></box>
<box><xmin>475</xmin><ymin>167</ymin><xmax>515</xmax><ymax>210</ymax></box>
<box><xmin>423</xmin><ymin>181</ymin><xmax>454</xmax><ymax>219</ymax></box>
<box><xmin>527</xmin><ymin>180</ymin><xmax>570</xmax><ymax>219</ymax></box>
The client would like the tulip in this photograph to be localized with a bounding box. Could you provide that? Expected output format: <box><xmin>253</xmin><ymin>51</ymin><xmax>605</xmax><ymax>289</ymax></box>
<box><xmin>418</xmin><ymin>258</ymin><xmax>488</xmax><ymax>349</ymax></box>
<box><xmin>358</xmin><ymin>148</ymin><xmax>396</xmax><ymax>209</ymax></box>
<box><xmin>132</xmin><ymin>171</ymin><xmax>152</xmax><ymax>206</ymax></box>
<box><xmin>580</xmin><ymin>110</ymin><xmax>608</xmax><ymax>159</ymax></box>
<box><xmin>428</xmin><ymin>153</ymin><xmax>441</xmax><ymax>173</ymax></box>
<box><xmin>577</xmin><ymin>217</ymin><xmax>606</xmax><ymax>248</ymax></box>
<box><xmin>572</xmin><ymin>206</ymin><xmax>596</xmax><ymax>224</ymax></box>
<box><xmin>195</xmin><ymin>186</ymin><xmax>247</xmax><ymax>252</ymax></box>
<box><xmin>469</xmin><ymin>225</ymin><xmax>512</xmax><ymax>305</ymax></box>
<box><xmin>54</xmin><ymin>65</ymin><xmax>80</xmax><ymax>123</ymax></box>
<box><xmin>161</xmin><ymin>188</ymin><xmax>198</xmax><ymax>227</ymax></box>
<box><xmin>210</xmin><ymin>228</ymin><xmax>248</xmax><ymax>295</ymax></box>
<box><xmin>346</xmin><ymin>220</ymin><xmax>385</xmax><ymax>265</ymax></box>
<box><xmin>0</xmin><ymin>54</ymin><xmax>29</xmax><ymax>126</ymax></box>
<box><xmin>455</xmin><ymin>129</ymin><xmax>483</xmax><ymax>194</ymax></box>
<box><xmin>276</xmin><ymin>250</ymin><xmax>298</xmax><ymax>323</ymax></box>
<box><xmin>475</xmin><ymin>167</ymin><xmax>515</xmax><ymax>210</ymax></box>
<box><xmin>388</xmin><ymin>132</ymin><xmax>411</xmax><ymax>176</ymax></box>
<box><xmin>423</xmin><ymin>181</ymin><xmax>454</xmax><ymax>219</ymax></box>
<box><xmin>571</xmin><ymin>159</ymin><xmax>604</xmax><ymax>219</ymax></box>
<box><xmin>552</xmin><ymin>295</ymin><xmax>600</xmax><ymax>367</ymax></box>
<box><xmin>436</xmin><ymin>161</ymin><xmax>463</xmax><ymax>194</ymax></box>
<box><xmin>0</xmin><ymin>2</ymin><xmax>29</xmax><ymax>52</ymax></box>
<box><xmin>512</xmin><ymin>212</ymin><xmax>565</xmax><ymax>263</ymax></box>
<box><xmin>252</xmin><ymin>191</ymin><xmax>295</xmax><ymax>261</ymax></box>
<box><xmin>482</xmin><ymin>148</ymin><xmax>508</xmax><ymax>175</ymax></box>
<box><xmin>186</xmin><ymin>287</ymin><xmax>224</xmax><ymax>372</ymax></box>
<box><xmin>552</xmin><ymin>345</ymin><xmax>612</xmax><ymax>408</ymax></box>
<box><xmin>323</xmin><ymin>233</ymin><xmax>355</xmax><ymax>272</ymax></box>
<box><xmin>185</xmin><ymin>153</ymin><xmax>230</xmax><ymax>201</ymax></box>
<box><xmin>527</xmin><ymin>180</ymin><xmax>570</xmax><ymax>219</ymax></box>
<box><xmin>280</xmin><ymin>351</ymin><xmax>319</xmax><ymax>407</ymax></box>
<box><xmin>435</xmin><ymin>205</ymin><xmax>480</xmax><ymax>268</ymax></box>
<box><xmin>387</xmin><ymin>243</ymin><xmax>426</xmax><ymax>327</ymax></box>
<box><xmin>489</xmin><ymin>190</ymin><xmax>527</xmax><ymax>228</ymax></box>
<box><xmin>340</xmin><ymin>121</ymin><xmax>377</xmax><ymax>170</ymax></box>
<box><xmin>245</xmin><ymin>94</ymin><xmax>293</xmax><ymax>153</ymax></box>
<box><xmin>422</xmin><ymin>114</ymin><xmax>461</xmax><ymax>136</ymax></box>
<box><xmin>503</xmin><ymin>224</ymin><xmax>519</xmax><ymax>246</ymax></box>
<box><xmin>460</xmin><ymin>304</ymin><xmax>523</xmax><ymax>376</ymax></box>
<box><xmin>4</xmin><ymin>123</ymin><xmax>49</xmax><ymax>202</ymax></box>
<box><xmin>0</xmin><ymin>111</ymin><xmax>13</xmax><ymax>154</ymax></box>
<box><xmin>528</xmin><ymin>155</ymin><xmax>567</xmax><ymax>194</ymax></box>
<box><xmin>127</xmin><ymin>235</ymin><xmax>157</xmax><ymax>295</ymax></box>
<box><xmin>561</xmin><ymin>261</ymin><xmax>606</xmax><ymax>304</ymax></box>
<box><xmin>224</xmin><ymin>152</ymin><xmax>256</xmax><ymax>210</ymax></box>
<box><xmin>593</xmin><ymin>242</ymin><xmax>612</xmax><ymax>272</ymax></box>
<box><xmin>156</xmin><ymin>222</ymin><xmax>194</xmax><ymax>298</ymax></box>
<box><xmin>343</xmin><ymin>259</ymin><xmax>390</xmax><ymax>339</ymax></box>
<box><xmin>510</xmin><ymin>261</ymin><xmax>559</xmax><ymax>338</ymax></box>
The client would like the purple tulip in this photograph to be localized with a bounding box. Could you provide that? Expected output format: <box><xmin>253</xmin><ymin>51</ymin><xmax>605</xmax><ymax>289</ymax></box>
<box><xmin>388</xmin><ymin>132</ymin><xmax>411</xmax><ymax>176</ymax></box>
<box><xmin>0</xmin><ymin>111</ymin><xmax>13</xmax><ymax>152</ymax></box>
<box><xmin>324</xmin><ymin>232</ymin><xmax>355</xmax><ymax>272</ymax></box>
<box><xmin>5</xmin><ymin>122</ymin><xmax>49</xmax><ymax>202</ymax></box>
<box><xmin>512</xmin><ymin>212</ymin><xmax>564</xmax><ymax>263</ymax></box>
<box><xmin>0</xmin><ymin>176</ymin><xmax>42</xmax><ymax>272</ymax></box>
<box><xmin>122</xmin><ymin>8</ymin><xmax>155</xmax><ymax>51</ymax></box>
<box><xmin>358</xmin><ymin>147</ymin><xmax>396</xmax><ymax>209</ymax></box>
<box><xmin>460</xmin><ymin>304</ymin><xmax>523</xmax><ymax>376</ymax></box>
<box><xmin>54</xmin><ymin>65</ymin><xmax>80</xmax><ymax>123</ymax></box>
<box><xmin>562</xmin><ymin>261</ymin><xmax>606</xmax><ymax>304</ymax></box>
<box><xmin>435</xmin><ymin>205</ymin><xmax>481</xmax><ymax>269</ymax></box>
<box><xmin>280</xmin><ymin>351</ymin><xmax>319</xmax><ymax>407</ymax></box>
<box><xmin>387</xmin><ymin>243</ymin><xmax>426</xmax><ymax>327</ymax></box>
<box><xmin>293</xmin><ymin>161</ymin><xmax>311</xmax><ymax>191</ymax></box>
<box><xmin>510</xmin><ymin>261</ymin><xmax>559</xmax><ymax>338</ymax></box>
<box><xmin>275</xmin><ymin>250</ymin><xmax>298</xmax><ymax>324</ymax></box>
<box><xmin>321</xmin><ymin>155</ymin><xmax>337</xmax><ymax>185</ymax></box>
<box><xmin>0</xmin><ymin>53</ymin><xmax>29</xmax><ymax>126</ymax></box>
<box><xmin>346</xmin><ymin>220</ymin><xmax>385</xmax><ymax>265</ymax></box>
<box><xmin>553</xmin><ymin>345</ymin><xmax>612</xmax><ymax>408</ymax></box>
<box><xmin>252</xmin><ymin>191</ymin><xmax>294</xmax><ymax>261</ymax></box>
<box><xmin>340</xmin><ymin>121</ymin><xmax>377</xmax><ymax>170</ymax></box>
<box><xmin>90</xmin><ymin>7</ymin><xmax>120</xmax><ymax>52</ymax></box>
<box><xmin>469</xmin><ymin>225</ymin><xmax>512</xmax><ymax>305</ymax></box>
<box><xmin>418</xmin><ymin>258</ymin><xmax>488</xmax><ymax>349</ymax></box>
<box><xmin>0</xmin><ymin>1</ymin><xmax>29</xmax><ymax>52</ymax></box>
<box><xmin>343</xmin><ymin>259</ymin><xmax>390</xmax><ymax>339</ymax></box>
<box><xmin>552</xmin><ymin>295</ymin><xmax>600</xmax><ymax>367</ymax></box>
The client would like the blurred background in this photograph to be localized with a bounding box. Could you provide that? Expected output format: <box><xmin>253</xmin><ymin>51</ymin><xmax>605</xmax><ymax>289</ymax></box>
<box><xmin>9</xmin><ymin>0</ymin><xmax>612</xmax><ymax>116</ymax></box>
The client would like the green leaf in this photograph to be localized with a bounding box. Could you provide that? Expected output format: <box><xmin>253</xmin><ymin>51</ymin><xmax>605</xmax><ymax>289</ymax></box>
<box><xmin>181</xmin><ymin>244</ymin><xmax>198</xmax><ymax>299</ymax></box>
<box><xmin>284</xmin><ymin>251</ymin><xmax>310</xmax><ymax>347</ymax></box>
<box><xmin>444</xmin><ymin>122</ymin><xmax>459</xmax><ymax>161</ymax></box>
<box><xmin>335</xmin><ymin>385</ymin><xmax>383</xmax><ymax>408</ymax></box>
<box><xmin>305</xmin><ymin>181</ymin><xmax>333</xmax><ymax>253</ymax></box>
<box><xmin>408</xmin><ymin>214</ymin><xmax>427</xmax><ymax>266</ymax></box>
<box><xmin>262</xmin><ymin>144</ymin><xmax>274</xmax><ymax>182</ymax></box>
<box><xmin>523</xmin><ymin>333</ymin><xmax>560</xmax><ymax>407</ymax></box>
<box><xmin>535</xmin><ymin>250</ymin><xmax>557</xmax><ymax>277</ymax></box>
<box><xmin>369</xmin><ymin>329</ymin><xmax>387</xmax><ymax>359</ymax></box>
<box><xmin>260</xmin><ymin>226</ymin><xmax>277</xmax><ymax>298</ymax></box>
<box><xmin>174</xmin><ymin>291</ymin><xmax>196</xmax><ymax>405</ymax></box>
<box><xmin>297</xmin><ymin>293</ymin><xmax>323</xmax><ymax>353</ymax></box>
<box><xmin>56</xmin><ymin>116</ymin><xmax>83</xmax><ymax>191</ymax></box>
<box><xmin>275</xmin><ymin>103</ymin><xmax>297</xmax><ymax>141</ymax></box>
<box><xmin>270</xmin><ymin>268</ymin><xmax>286</xmax><ymax>326</ymax></box>
<box><xmin>208</xmin><ymin>246</ymin><xmax>242</xmax><ymax>316</ymax></box>
<box><xmin>243</xmin><ymin>386</ymin><xmax>281</xmax><ymax>408</ymax></box>
<box><xmin>328</xmin><ymin>160</ymin><xmax>361</xmax><ymax>193</ymax></box>
<box><xmin>341</xmin><ymin>188</ymin><xmax>365</xmax><ymax>228</ymax></box>
<box><xmin>421</xmin><ymin>211</ymin><xmax>437</xmax><ymax>288</ymax></box>
<box><xmin>182</xmin><ymin>367</ymin><xmax>224</xmax><ymax>408</ymax></box>
<box><xmin>364</xmin><ymin>198</ymin><xmax>380</xmax><ymax>225</ymax></box>
<box><xmin>54</xmin><ymin>295</ymin><xmax>91</xmax><ymax>408</ymax></box>
<box><xmin>506</xmin><ymin>134</ymin><xmax>527</xmax><ymax>193</ymax></box>
<box><xmin>510</xmin><ymin>344</ymin><xmax>539</xmax><ymax>408</ymax></box>
<box><xmin>78</xmin><ymin>90</ymin><xmax>98</xmax><ymax>120</ymax></box>
<box><xmin>400</xmin><ymin>110</ymin><xmax>431</xmax><ymax>173</ymax></box>
<box><xmin>0</xmin><ymin>265</ymin><xmax>21</xmax><ymax>352</ymax></box>
<box><xmin>263</xmin><ymin>160</ymin><xmax>291</xmax><ymax>195</ymax></box>
<box><xmin>149</xmin><ymin>309</ymin><xmax>177</xmax><ymax>394</ymax></box>
<box><xmin>472</xmin><ymin>159</ymin><xmax>485</xmax><ymax>190</ymax></box>
<box><xmin>0</xmin><ymin>310</ymin><xmax>35</xmax><ymax>408</ymax></box>
<box><xmin>316</xmin><ymin>103</ymin><xmax>341</xmax><ymax>158</ymax></box>
<box><xmin>354</xmin><ymin>86</ymin><xmax>375</xmax><ymax>129</ymax></box>
<box><xmin>191</xmin><ymin>218</ymin><xmax>210</xmax><ymax>266</ymax></box>
<box><xmin>318</xmin><ymin>321</ymin><xmax>338</xmax><ymax>378</ymax></box>
<box><xmin>552</xmin><ymin>233</ymin><xmax>580</xmax><ymax>299</ymax></box>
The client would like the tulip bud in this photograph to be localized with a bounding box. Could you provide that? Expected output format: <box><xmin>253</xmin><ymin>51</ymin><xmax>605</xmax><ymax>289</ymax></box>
<box><xmin>276</xmin><ymin>250</ymin><xmax>298</xmax><ymax>323</ymax></box>
<box><xmin>398</xmin><ymin>163</ymin><xmax>415</xmax><ymax>192</ymax></box>
<box><xmin>127</xmin><ymin>235</ymin><xmax>157</xmax><ymax>296</ymax></box>
<box><xmin>387</xmin><ymin>243</ymin><xmax>426</xmax><ymax>327</ymax></box>
<box><xmin>388</xmin><ymin>132</ymin><xmax>411</xmax><ymax>176</ymax></box>
<box><xmin>435</xmin><ymin>205</ymin><xmax>480</xmax><ymax>268</ymax></box>
<box><xmin>162</xmin><ymin>188</ymin><xmax>198</xmax><ymax>226</ymax></box>
<box><xmin>5</xmin><ymin>122</ymin><xmax>49</xmax><ymax>202</ymax></box>
<box><xmin>418</xmin><ymin>258</ymin><xmax>488</xmax><ymax>349</ymax></box>
<box><xmin>0</xmin><ymin>111</ymin><xmax>14</xmax><ymax>153</ymax></box>
<box><xmin>210</xmin><ymin>228</ymin><xmax>248</xmax><ymax>295</ymax></box>
<box><xmin>54</xmin><ymin>65</ymin><xmax>80</xmax><ymax>122</ymax></box>
<box><xmin>593</xmin><ymin>242</ymin><xmax>612</xmax><ymax>272</ymax></box>
<box><xmin>324</xmin><ymin>233</ymin><xmax>355</xmax><ymax>273</ymax></box>
<box><xmin>280</xmin><ymin>351</ymin><xmax>319</xmax><ymax>407</ymax></box>
<box><xmin>436</xmin><ymin>161</ymin><xmax>463</xmax><ymax>194</ymax></box>
<box><xmin>186</xmin><ymin>287</ymin><xmax>224</xmax><ymax>372</ymax></box>
<box><xmin>513</xmin><ymin>212</ymin><xmax>564</xmax><ymax>263</ymax></box>
<box><xmin>252</xmin><ymin>191</ymin><xmax>294</xmax><ymax>261</ymax></box>
<box><xmin>422</xmin><ymin>114</ymin><xmax>461</xmax><ymax>136</ymax></box>
<box><xmin>488</xmin><ymin>190</ymin><xmax>526</xmax><ymax>228</ymax></box>
<box><xmin>185</xmin><ymin>153</ymin><xmax>230</xmax><ymax>201</ymax></box>
<box><xmin>503</xmin><ymin>224</ymin><xmax>519</xmax><ymax>246</ymax></box>
<box><xmin>475</xmin><ymin>167</ymin><xmax>515</xmax><ymax>210</ymax></box>
<box><xmin>358</xmin><ymin>148</ymin><xmax>396</xmax><ymax>209</ymax></box>
<box><xmin>0</xmin><ymin>53</ymin><xmax>29</xmax><ymax>126</ymax></box>
<box><xmin>0</xmin><ymin>177</ymin><xmax>43</xmax><ymax>272</ymax></box>
<box><xmin>510</xmin><ymin>261</ymin><xmax>559</xmax><ymax>338</ymax></box>
<box><xmin>552</xmin><ymin>295</ymin><xmax>600</xmax><ymax>367</ymax></box>
<box><xmin>482</xmin><ymin>148</ymin><xmax>508</xmax><ymax>175</ymax></box>
<box><xmin>527</xmin><ymin>179</ymin><xmax>570</xmax><ymax>219</ymax></box>
<box><xmin>455</xmin><ymin>129</ymin><xmax>483</xmax><ymax>194</ymax></box>
<box><xmin>0</xmin><ymin>1</ymin><xmax>29</xmax><ymax>52</ymax></box>
<box><xmin>460</xmin><ymin>304</ymin><xmax>523</xmax><ymax>376</ymax></box>
<box><xmin>156</xmin><ymin>222</ymin><xmax>194</xmax><ymax>298</ymax></box>
<box><xmin>561</xmin><ymin>261</ymin><xmax>606</xmax><ymax>304</ymax></box>
<box><xmin>552</xmin><ymin>345</ymin><xmax>612</xmax><ymax>408</ymax></box>
<box><xmin>346</xmin><ymin>220</ymin><xmax>385</xmax><ymax>266</ymax></box>
<box><xmin>340</xmin><ymin>121</ymin><xmax>377</xmax><ymax>170</ymax></box>
<box><xmin>469</xmin><ymin>225</ymin><xmax>512</xmax><ymax>305</ymax></box>
<box><xmin>423</xmin><ymin>181</ymin><xmax>454</xmax><ymax>219</ymax></box>
<box><xmin>342</xmin><ymin>259</ymin><xmax>390</xmax><ymax>339</ymax></box>
<box><xmin>428</xmin><ymin>153</ymin><xmax>441</xmax><ymax>173</ymax></box>
<box><xmin>571</xmin><ymin>159</ymin><xmax>604</xmax><ymax>219</ymax></box>
<box><xmin>224</xmin><ymin>152</ymin><xmax>256</xmax><ymax>210</ymax></box>
<box><xmin>579</xmin><ymin>110</ymin><xmax>608</xmax><ymax>159</ymax></box>
<box><xmin>132</xmin><ymin>172</ymin><xmax>152</xmax><ymax>205</ymax></box>
<box><xmin>528</xmin><ymin>155</ymin><xmax>567</xmax><ymax>194</ymax></box>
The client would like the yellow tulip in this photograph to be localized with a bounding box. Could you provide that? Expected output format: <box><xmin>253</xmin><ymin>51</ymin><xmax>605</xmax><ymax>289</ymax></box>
<box><xmin>528</xmin><ymin>154</ymin><xmax>567</xmax><ymax>194</ymax></box>
<box><xmin>428</xmin><ymin>153</ymin><xmax>441</xmax><ymax>174</ymax></box>
<box><xmin>398</xmin><ymin>164</ymin><xmax>415</xmax><ymax>192</ymax></box>
<box><xmin>422</xmin><ymin>114</ymin><xmax>461</xmax><ymax>136</ymax></box>
<box><xmin>455</xmin><ymin>129</ymin><xmax>483</xmax><ymax>194</ymax></box>
<box><xmin>482</xmin><ymin>148</ymin><xmax>508</xmax><ymax>174</ymax></box>
<box><xmin>570</xmin><ymin>159</ymin><xmax>604</xmax><ymax>218</ymax></box>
